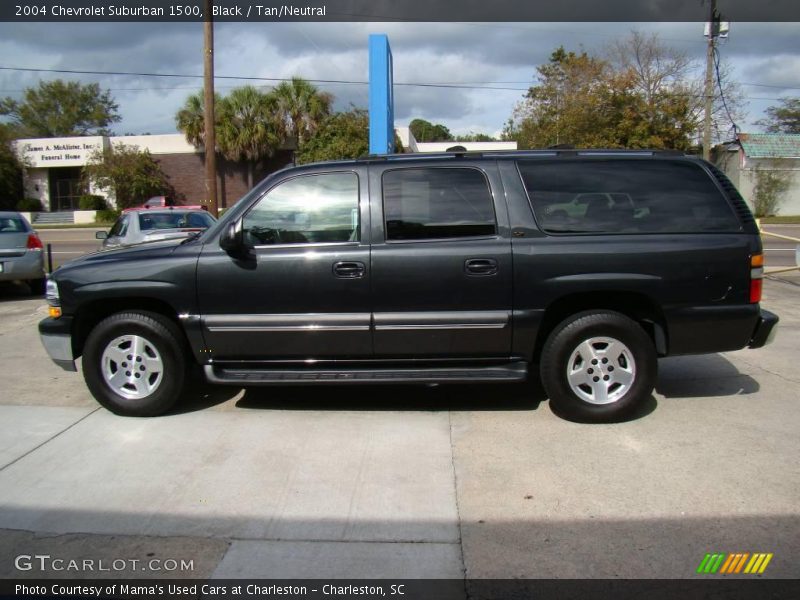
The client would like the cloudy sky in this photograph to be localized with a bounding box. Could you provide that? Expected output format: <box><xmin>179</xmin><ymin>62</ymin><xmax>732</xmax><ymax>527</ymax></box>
<box><xmin>0</xmin><ymin>21</ymin><xmax>798</xmax><ymax>139</ymax></box>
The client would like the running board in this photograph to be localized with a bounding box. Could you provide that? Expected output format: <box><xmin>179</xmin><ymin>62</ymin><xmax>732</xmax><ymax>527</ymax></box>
<box><xmin>204</xmin><ymin>362</ymin><xmax>528</xmax><ymax>385</ymax></box>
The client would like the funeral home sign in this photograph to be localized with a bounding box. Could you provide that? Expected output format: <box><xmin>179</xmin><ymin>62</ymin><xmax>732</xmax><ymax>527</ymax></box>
<box><xmin>17</xmin><ymin>136</ymin><xmax>108</xmax><ymax>168</ymax></box>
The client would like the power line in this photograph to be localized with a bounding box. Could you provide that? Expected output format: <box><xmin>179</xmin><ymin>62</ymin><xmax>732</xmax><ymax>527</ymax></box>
<box><xmin>713</xmin><ymin>46</ymin><xmax>739</xmax><ymax>137</ymax></box>
<box><xmin>1</xmin><ymin>64</ymin><xmax>797</xmax><ymax>98</ymax></box>
<box><xmin>741</xmin><ymin>82</ymin><xmax>800</xmax><ymax>91</ymax></box>
<box><xmin>0</xmin><ymin>87</ymin><xmax>786</xmax><ymax>103</ymax></box>
<box><xmin>0</xmin><ymin>65</ymin><xmax>530</xmax><ymax>91</ymax></box>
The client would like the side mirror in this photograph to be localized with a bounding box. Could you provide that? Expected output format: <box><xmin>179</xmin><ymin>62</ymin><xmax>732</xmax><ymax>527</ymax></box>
<box><xmin>95</xmin><ymin>231</ymin><xmax>108</xmax><ymax>240</ymax></box>
<box><xmin>219</xmin><ymin>219</ymin><xmax>251</xmax><ymax>259</ymax></box>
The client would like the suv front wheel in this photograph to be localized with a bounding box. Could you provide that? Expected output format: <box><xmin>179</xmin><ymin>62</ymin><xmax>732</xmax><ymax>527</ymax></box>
<box><xmin>540</xmin><ymin>310</ymin><xmax>657</xmax><ymax>422</ymax></box>
<box><xmin>82</xmin><ymin>311</ymin><xmax>186</xmax><ymax>416</ymax></box>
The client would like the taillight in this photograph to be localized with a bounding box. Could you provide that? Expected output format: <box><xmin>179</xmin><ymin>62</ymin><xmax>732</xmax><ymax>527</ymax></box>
<box><xmin>26</xmin><ymin>233</ymin><xmax>43</xmax><ymax>250</ymax></box>
<box><xmin>750</xmin><ymin>253</ymin><xmax>763</xmax><ymax>303</ymax></box>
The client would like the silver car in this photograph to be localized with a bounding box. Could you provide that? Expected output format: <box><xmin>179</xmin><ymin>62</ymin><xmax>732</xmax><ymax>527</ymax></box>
<box><xmin>97</xmin><ymin>208</ymin><xmax>216</xmax><ymax>249</ymax></box>
<box><xmin>0</xmin><ymin>211</ymin><xmax>46</xmax><ymax>295</ymax></box>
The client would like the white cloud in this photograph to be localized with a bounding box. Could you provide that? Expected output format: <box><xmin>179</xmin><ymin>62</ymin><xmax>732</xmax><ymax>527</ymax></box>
<box><xmin>0</xmin><ymin>21</ymin><xmax>798</xmax><ymax>137</ymax></box>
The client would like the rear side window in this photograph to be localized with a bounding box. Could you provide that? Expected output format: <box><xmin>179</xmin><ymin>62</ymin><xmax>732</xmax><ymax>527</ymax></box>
<box><xmin>518</xmin><ymin>159</ymin><xmax>741</xmax><ymax>234</ymax></box>
<box><xmin>383</xmin><ymin>168</ymin><xmax>496</xmax><ymax>241</ymax></box>
<box><xmin>0</xmin><ymin>217</ymin><xmax>29</xmax><ymax>233</ymax></box>
<box><xmin>139</xmin><ymin>212</ymin><xmax>215</xmax><ymax>231</ymax></box>
<box><xmin>187</xmin><ymin>212</ymin><xmax>215</xmax><ymax>228</ymax></box>
<box><xmin>139</xmin><ymin>213</ymin><xmax>183</xmax><ymax>231</ymax></box>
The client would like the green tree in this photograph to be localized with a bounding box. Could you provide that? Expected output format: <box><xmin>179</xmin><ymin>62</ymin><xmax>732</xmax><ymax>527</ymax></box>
<box><xmin>0</xmin><ymin>124</ymin><xmax>24</xmax><ymax>209</ymax></box>
<box><xmin>296</xmin><ymin>108</ymin><xmax>370</xmax><ymax>164</ymax></box>
<box><xmin>175</xmin><ymin>90</ymin><xmax>224</xmax><ymax>148</ymax></box>
<box><xmin>756</xmin><ymin>97</ymin><xmax>800</xmax><ymax>134</ymax></box>
<box><xmin>82</xmin><ymin>144</ymin><xmax>174</xmax><ymax>210</ymax></box>
<box><xmin>507</xmin><ymin>34</ymin><xmax>742</xmax><ymax>150</ymax></box>
<box><xmin>217</xmin><ymin>86</ymin><xmax>283</xmax><ymax>189</ymax></box>
<box><xmin>509</xmin><ymin>47</ymin><xmax>622</xmax><ymax>149</ymax></box>
<box><xmin>607</xmin><ymin>32</ymin><xmax>698</xmax><ymax>149</ymax></box>
<box><xmin>273</xmin><ymin>77</ymin><xmax>333</xmax><ymax>149</ymax></box>
<box><xmin>459</xmin><ymin>132</ymin><xmax>497</xmax><ymax>142</ymax></box>
<box><xmin>0</xmin><ymin>79</ymin><xmax>120</xmax><ymax>137</ymax></box>
<box><xmin>409</xmin><ymin>118</ymin><xmax>453</xmax><ymax>142</ymax></box>
<box><xmin>752</xmin><ymin>161</ymin><xmax>794</xmax><ymax>217</ymax></box>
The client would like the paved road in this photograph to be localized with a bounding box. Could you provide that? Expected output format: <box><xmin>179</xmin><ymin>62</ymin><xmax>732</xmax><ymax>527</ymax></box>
<box><xmin>760</xmin><ymin>225</ymin><xmax>800</xmax><ymax>268</ymax></box>
<box><xmin>36</xmin><ymin>225</ymin><xmax>800</xmax><ymax>270</ymax></box>
<box><xmin>37</xmin><ymin>228</ymin><xmax>105</xmax><ymax>270</ymax></box>
<box><xmin>0</xmin><ymin>276</ymin><xmax>797</xmax><ymax>590</ymax></box>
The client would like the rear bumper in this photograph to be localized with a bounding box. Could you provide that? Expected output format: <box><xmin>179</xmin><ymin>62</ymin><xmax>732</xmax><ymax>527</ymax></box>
<box><xmin>0</xmin><ymin>250</ymin><xmax>44</xmax><ymax>281</ymax></box>
<box><xmin>749</xmin><ymin>309</ymin><xmax>779</xmax><ymax>349</ymax></box>
<box><xmin>38</xmin><ymin>316</ymin><xmax>76</xmax><ymax>371</ymax></box>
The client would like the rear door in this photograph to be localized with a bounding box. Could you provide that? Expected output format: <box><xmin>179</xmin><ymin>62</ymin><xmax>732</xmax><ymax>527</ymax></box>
<box><xmin>368</xmin><ymin>161</ymin><xmax>513</xmax><ymax>358</ymax></box>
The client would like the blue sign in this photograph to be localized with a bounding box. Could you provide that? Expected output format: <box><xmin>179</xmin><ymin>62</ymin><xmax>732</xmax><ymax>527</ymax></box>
<box><xmin>369</xmin><ymin>34</ymin><xmax>394</xmax><ymax>155</ymax></box>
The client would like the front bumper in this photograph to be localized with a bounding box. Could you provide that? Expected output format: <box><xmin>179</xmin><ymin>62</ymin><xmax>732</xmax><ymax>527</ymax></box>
<box><xmin>39</xmin><ymin>316</ymin><xmax>76</xmax><ymax>371</ymax></box>
<box><xmin>748</xmin><ymin>309</ymin><xmax>779</xmax><ymax>349</ymax></box>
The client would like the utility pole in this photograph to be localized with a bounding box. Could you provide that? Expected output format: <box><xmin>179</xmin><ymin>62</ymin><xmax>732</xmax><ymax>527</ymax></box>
<box><xmin>203</xmin><ymin>0</ymin><xmax>218</xmax><ymax>216</ymax></box>
<box><xmin>702</xmin><ymin>0</ymin><xmax>718</xmax><ymax>161</ymax></box>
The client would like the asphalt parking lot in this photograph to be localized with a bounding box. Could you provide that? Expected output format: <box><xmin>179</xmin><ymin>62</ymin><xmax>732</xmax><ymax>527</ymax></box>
<box><xmin>0</xmin><ymin>273</ymin><xmax>798</xmax><ymax>590</ymax></box>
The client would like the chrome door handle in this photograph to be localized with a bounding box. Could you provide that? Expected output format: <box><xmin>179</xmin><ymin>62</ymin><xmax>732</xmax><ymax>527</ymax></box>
<box><xmin>333</xmin><ymin>261</ymin><xmax>366</xmax><ymax>278</ymax></box>
<box><xmin>465</xmin><ymin>258</ymin><xmax>498</xmax><ymax>276</ymax></box>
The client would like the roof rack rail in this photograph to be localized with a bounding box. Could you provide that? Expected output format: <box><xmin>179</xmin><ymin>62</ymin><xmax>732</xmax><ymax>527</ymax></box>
<box><xmin>357</xmin><ymin>148</ymin><xmax>689</xmax><ymax>162</ymax></box>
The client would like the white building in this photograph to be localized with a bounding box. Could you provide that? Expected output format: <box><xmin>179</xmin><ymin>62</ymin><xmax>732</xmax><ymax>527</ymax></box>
<box><xmin>715</xmin><ymin>133</ymin><xmax>800</xmax><ymax>216</ymax></box>
<box><xmin>396</xmin><ymin>126</ymin><xmax>517</xmax><ymax>153</ymax></box>
<box><xmin>14</xmin><ymin>126</ymin><xmax>518</xmax><ymax>215</ymax></box>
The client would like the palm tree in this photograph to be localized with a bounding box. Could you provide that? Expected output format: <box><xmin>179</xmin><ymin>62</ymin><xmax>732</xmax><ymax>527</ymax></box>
<box><xmin>175</xmin><ymin>90</ymin><xmax>222</xmax><ymax>147</ymax></box>
<box><xmin>216</xmin><ymin>86</ymin><xmax>283</xmax><ymax>189</ymax></box>
<box><xmin>273</xmin><ymin>77</ymin><xmax>333</xmax><ymax>152</ymax></box>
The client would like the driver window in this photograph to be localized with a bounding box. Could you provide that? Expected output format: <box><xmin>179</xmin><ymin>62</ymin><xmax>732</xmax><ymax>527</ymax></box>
<box><xmin>243</xmin><ymin>172</ymin><xmax>359</xmax><ymax>246</ymax></box>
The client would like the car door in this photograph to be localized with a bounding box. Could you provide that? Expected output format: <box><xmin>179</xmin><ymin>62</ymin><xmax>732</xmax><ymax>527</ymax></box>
<box><xmin>369</xmin><ymin>162</ymin><xmax>513</xmax><ymax>358</ymax></box>
<box><xmin>197</xmin><ymin>168</ymin><xmax>372</xmax><ymax>361</ymax></box>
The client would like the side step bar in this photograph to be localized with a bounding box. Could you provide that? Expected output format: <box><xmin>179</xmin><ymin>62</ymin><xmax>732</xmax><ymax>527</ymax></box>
<box><xmin>204</xmin><ymin>362</ymin><xmax>528</xmax><ymax>385</ymax></box>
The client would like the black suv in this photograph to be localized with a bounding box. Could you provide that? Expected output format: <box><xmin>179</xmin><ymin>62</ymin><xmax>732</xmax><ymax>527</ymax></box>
<box><xmin>39</xmin><ymin>150</ymin><xmax>778</xmax><ymax>422</ymax></box>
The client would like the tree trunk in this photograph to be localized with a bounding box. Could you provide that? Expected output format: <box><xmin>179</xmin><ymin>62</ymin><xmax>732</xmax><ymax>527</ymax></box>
<box><xmin>247</xmin><ymin>161</ymin><xmax>254</xmax><ymax>190</ymax></box>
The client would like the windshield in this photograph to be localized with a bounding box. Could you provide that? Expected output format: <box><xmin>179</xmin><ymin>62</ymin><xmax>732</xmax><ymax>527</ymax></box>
<box><xmin>138</xmin><ymin>211</ymin><xmax>215</xmax><ymax>231</ymax></box>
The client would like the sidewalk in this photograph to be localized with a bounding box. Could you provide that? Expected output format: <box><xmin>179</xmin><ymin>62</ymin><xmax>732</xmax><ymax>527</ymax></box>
<box><xmin>0</xmin><ymin>280</ymin><xmax>798</xmax><ymax>585</ymax></box>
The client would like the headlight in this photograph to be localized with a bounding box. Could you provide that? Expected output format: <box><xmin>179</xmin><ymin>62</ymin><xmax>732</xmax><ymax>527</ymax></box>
<box><xmin>45</xmin><ymin>278</ymin><xmax>62</xmax><ymax>318</ymax></box>
<box><xmin>45</xmin><ymin>278</ymin><xmax>60</xmax><ymax>306</ymax></box>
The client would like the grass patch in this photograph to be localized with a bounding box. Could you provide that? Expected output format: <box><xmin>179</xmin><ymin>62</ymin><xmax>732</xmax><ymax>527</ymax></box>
<box><xmin>33</xmin><ymin>223</ymin><xmax>113</xmax><ymax>229</ymax></box>
<box><xmin>759</xmin><ymin>216</ymin><xmax>800</xmax><ymax>224</ymax></box>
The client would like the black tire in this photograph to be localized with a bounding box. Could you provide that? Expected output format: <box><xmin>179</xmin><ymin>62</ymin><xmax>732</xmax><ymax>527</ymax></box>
<box><xmin>82</xmin><ymin>311</ymin><xmax>187</xmax><ymax>416</ymax></box>
<box><xmin>28</xmin><ymin>278</ymin><xmax>46</xmax><ymax>296</ymax></box>
<box><xmin>540</xmin><ymin>310</ymin><xmax>657</xmax><ymax>423</ymax></box>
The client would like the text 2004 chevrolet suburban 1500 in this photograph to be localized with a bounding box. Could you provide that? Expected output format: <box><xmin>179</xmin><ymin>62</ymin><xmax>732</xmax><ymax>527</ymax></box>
<box><xmin>39</xmin><ymin>150</ymin><xmax>778</xmax><ymax>422</ymax></box>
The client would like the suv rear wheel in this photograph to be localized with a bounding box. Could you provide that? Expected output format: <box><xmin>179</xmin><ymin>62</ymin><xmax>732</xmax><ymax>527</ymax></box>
<box><xmin>540</xmin><ymin>310</ymin><xmax>657</xmax><ymax>422</ymax></box>
<box><xmin>82</xmin><ymin>311</ymin><xmax>186</xmax><ymax>416</ymax></box>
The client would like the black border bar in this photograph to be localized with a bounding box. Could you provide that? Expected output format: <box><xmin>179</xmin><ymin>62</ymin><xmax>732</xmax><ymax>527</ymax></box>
<box><xmin>3</xmin><ymin>579</ymin><xmax>800</xmax><ymax>600</ymax></box>
<box><xmin>2</xmin><ymin>0</ymin><xmax>800</xmax><ymax>22</ymax></box>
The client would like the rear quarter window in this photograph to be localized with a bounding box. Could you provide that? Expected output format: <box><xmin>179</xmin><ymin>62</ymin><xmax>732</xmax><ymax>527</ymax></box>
<box><xmin>517</xmin><ymin>159</ymin><xmax>741</xmax><ymax>234</ymax></box>
<box><xmin>187</xmin><ymin>212</ymin><xmax>215</xmax><ymax>228</ymax></box>
<box><xmin>0</xmin><ymin>217</ymin><xmax>29</xmax><ymax>233</ymax></box>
